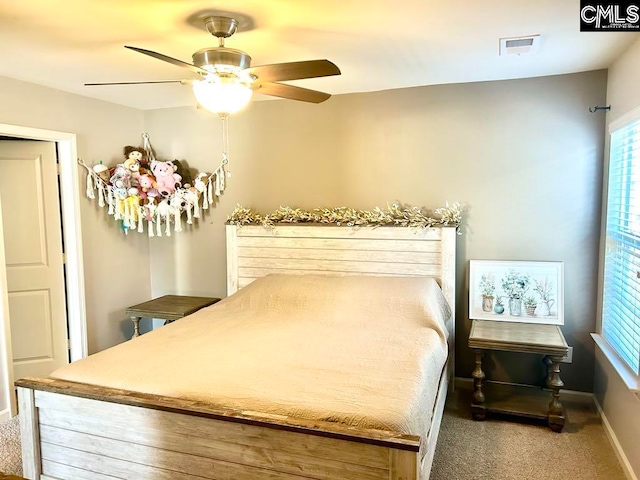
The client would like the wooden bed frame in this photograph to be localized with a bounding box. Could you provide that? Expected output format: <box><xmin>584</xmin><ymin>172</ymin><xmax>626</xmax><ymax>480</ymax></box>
<box><xmin>16</xmin><ymin>225</ymin><xmax>457</xmax><ymax>480</ymax></box>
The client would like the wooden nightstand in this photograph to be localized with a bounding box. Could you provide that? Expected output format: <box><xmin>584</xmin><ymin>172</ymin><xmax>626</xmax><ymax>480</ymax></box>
<box><xmin>126</xmin><ymin>295</ymin><xmax>221</xmax><ymax>339</ymax></box>
<box><xmin>468</xmin><ymin>319</ymin><xmax>569</xmax><ymax>432</ymax></box>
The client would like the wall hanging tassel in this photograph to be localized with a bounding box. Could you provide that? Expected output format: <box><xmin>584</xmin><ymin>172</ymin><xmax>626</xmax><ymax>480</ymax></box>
<box><xmin>107</xmin><ymin>188</ymin><xmax>114</xmax><ymax>215</ymax></box>
<box><xmin>129</xmin><ymin>211</ymin><xmax>136</xmax><ymax>231</ymax></box>
<box><xmin>148</xmin><ymin>219</ymin><xmax>155</xmax><ymax>238</ymax></box>
<box><xmin>193</xmin><ymin>201</ymin><xmax>200</xmax><ymax>219</ymax></box>
<box><xmin>97</xmin><ymin>183</ymin><xmax>105</xmax><ymax>208</ymax></box>
<box><xmin>125</xmin><ymin>202</ymin><xmax>133</xmax><ymax>229</ymax></box>
<box><xmin>129</xmin><ymin>205</ymin><xmax>137</xmax><ymax>231</ymax></box>
<box><xmin>122</xmin><ymin>202</ymin><xmax>128</xmax><ymax>228</ymax></box>
<box><xmin>86</xmin><ymin>172</ymin><xmax>95</xmax><ymax>199</ymax></box>
<box><xmin>174</xmin><ymin>211</ymin><xmax>182</xmax><ymax>233</ymax></box>
<box><xmin>202</xmin><ymin>183</ymin><xmax>210</xmax><ymax>210</ymax></box>
<box><xmin>186</xmin><ymin>205</ymin><xmax>193</xmax><ymax>225</ymax></box>
<box><xmin>165</xmin><ymin>213</ymin><xmax>171</xmax><ymax>237</ymax></box>
<box><xmin>213</xmin><ymin>172</ymin><xmax>219</xmax><ymax>197</ymax></box>
<box><xmin>156</xmin><ymin>215</ymin><xmax>163</xmax><ymax>237</ymax></box>
<box><xmin>137</xmin><ymin>211</ymin><xmax>144</xmax><ymax>233</ymax></box>
<box><xmin>114</xmin><ymin>198</ymin><xmax>122</xmax><ymax>220</ymax></box>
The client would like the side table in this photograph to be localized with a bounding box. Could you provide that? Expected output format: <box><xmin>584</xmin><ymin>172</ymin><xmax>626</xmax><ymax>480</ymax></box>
<box><xmin>468</xmin><ymin>319</ymin><xmax>569</xmax><ymax>432</ymax></box>
<box><xmin>126</xmin><ymin>295</ymin><xmax>221</xmax><ymax>339</ymax></box>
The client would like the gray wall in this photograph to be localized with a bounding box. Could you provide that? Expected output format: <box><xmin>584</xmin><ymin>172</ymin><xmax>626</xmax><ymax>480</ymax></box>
<box><xmin>0</xmin><ymin>76</ymin><xmax>151</xmax><ymax>353</ymax></box>
<box><xmin>145</xmin><ymin>70</ymin><xmax>607</xmax><ymax>392</ymax></box>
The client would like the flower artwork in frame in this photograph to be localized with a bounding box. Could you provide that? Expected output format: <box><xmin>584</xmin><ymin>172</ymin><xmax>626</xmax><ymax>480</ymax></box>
<box><xmin>469</xmin><ymin>260</ymin><xmax>564</xmax><ymax>325</ymax></box>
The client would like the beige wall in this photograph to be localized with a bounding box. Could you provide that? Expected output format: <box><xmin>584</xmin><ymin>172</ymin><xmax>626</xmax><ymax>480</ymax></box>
<box><xmin>606</xmin><ymin>37</ymin><xmax>640</xmax><ymax>124</ymax></box>
<box><xmin>0</xmin><ymin>76</ymin><xmax>151</xmax><ymax>353</ymax></box>
<box><xmin>594</xmin><ymin>36</ymin><xmax>640</xmax><ymax>479</ymax></box>
<box><xmin>145</xmin><ymin>70</ymin><xmax>607</xmax><ymax>392</ymax></box>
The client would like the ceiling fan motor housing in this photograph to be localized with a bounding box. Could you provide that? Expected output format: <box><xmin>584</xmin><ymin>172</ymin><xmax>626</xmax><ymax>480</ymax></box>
<box><xmin>193</xmin><ymin>48</ymin><xmax>252</xmax><ymax>70</ymax></box>
<box><xmin>204</xmin><ymin>16</ymin><xmax>238</xmax><ymax>38</ymax></box>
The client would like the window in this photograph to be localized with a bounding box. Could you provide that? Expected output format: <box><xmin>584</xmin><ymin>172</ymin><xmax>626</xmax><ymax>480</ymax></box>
<box><xmin>602</xmin><ymin>116</ymin><xmax>640</xmax><ymax>375</ymax></box>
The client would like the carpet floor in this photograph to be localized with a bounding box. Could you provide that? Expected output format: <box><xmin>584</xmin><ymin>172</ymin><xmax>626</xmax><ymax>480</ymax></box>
<box><xmin>0</xmin><ymin>416</ymin><xmax>20</xmax><ymax>477</ymax></box>
<box><xmin>430</xmin><ymin>386</ymin><xmax>627</xmax><ymax>480</ymax></box>
<box><xmin>0</xmin><ymin>388</ymin><xmax>628</xmax><ymax>479</ymax></box>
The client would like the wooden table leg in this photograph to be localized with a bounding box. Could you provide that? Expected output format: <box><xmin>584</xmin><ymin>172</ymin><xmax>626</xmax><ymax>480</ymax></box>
<box><xmin>471</xmin><ymin>349</ymin><xmax>487</xmax><ymax>420</ymax></box>
<box><xmin>545</xmin><ymin>355</ymin><xmax>565</xmax><ymax>432</ymax></box>
<box><xmin>130</xmin><ymin>316</ymin><xmax>141</xmax><ymax>340</ymax></box>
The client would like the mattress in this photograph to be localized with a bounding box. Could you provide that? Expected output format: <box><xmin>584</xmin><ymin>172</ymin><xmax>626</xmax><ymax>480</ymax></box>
<box><xmin>51</xmin><ymin>274</ymin><xmax>450</xmax><ymax>435</ymax></box>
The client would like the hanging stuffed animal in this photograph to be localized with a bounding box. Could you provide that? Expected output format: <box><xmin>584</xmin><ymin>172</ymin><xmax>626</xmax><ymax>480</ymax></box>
<box><xmin>151</xmin><ymin>160</ymin><xmax>182</xmax><ymax>197</ymax></box>
<box><xmin>123</xmin><ymin>146</ymin><xmax>148</xmax><ymax>170</ymax></box>
<box><xmin>182</xmin><ymin>186</ymin><xmax>201</xmax><ymax>223</ymax></box>
<box><xmin>109</xmin><ymin>164</ymin><xmax>132</xmax><ymax>198</ymax></box>
<box><xmin>92</xmin><ymin>163</ymin><xmax>111</xmax><ymax>183</ymax></box>
<box><xmin>172</xmin><ymin>160</ymin><xmax>193</xmax><ymax>187</ymax></box>
<box><xmin>137</xmin><ymin>173</ymin><xmax>158</xmax><ymax>199</ymax></box>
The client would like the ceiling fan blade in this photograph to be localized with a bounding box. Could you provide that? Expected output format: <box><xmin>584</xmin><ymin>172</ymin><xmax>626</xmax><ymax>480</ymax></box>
<box><xmin>257</xmin><ymin>82</ymin><xmax>331</xmax><ymax>103</ymax></box>
<box><xmin>85</xmin><ymin>80</ymin><xmax>187</xmax><ymax>86</ymax></box>
<box><xmin>248</xmin><ymin>60</ymin><xmax>340</xmax><ymax>83</ymax></box>
<box><xmin>125</xmin><ymin>46</ymin><xmax>209</xmax><ymax>76</ymax></box>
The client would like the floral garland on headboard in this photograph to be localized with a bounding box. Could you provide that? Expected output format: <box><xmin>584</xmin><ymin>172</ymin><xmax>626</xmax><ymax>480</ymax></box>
<box><xmin>79</xmin><ymin>133</ymin><xmax>228</xmax><ymax>236</ymax></box>
<box><xmin>227</xmin><ymin>202</ymin><xmax>462</xmax><ymax>230</ymax></box>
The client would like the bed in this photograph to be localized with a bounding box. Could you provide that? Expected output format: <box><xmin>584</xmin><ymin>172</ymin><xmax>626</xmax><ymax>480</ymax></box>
<box><xmin>16</xmin><ymin>224</ymin><xmax>457</xmax><ymax>480</ymax></box>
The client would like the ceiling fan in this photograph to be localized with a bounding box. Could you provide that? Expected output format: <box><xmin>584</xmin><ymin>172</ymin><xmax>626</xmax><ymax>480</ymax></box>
<box><xmin>86</xmin><ymin>16</ymin><xmax>342</xmax><ymax>115</ymax></box>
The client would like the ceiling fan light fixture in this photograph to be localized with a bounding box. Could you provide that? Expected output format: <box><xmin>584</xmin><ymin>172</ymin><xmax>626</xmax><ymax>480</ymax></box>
<box><xmin>192</xmin><ymin>77</ymin><xmax>253</xmax><ymax>115</ymax></box>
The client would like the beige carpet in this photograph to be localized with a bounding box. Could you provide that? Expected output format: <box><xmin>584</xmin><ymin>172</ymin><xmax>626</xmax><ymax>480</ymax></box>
<box><xmin>0</xmin><ymin>389</ymin><xmax>628</xmax><ymax>479</ymax></box>
<box><xmin>0</xmin><ymin>416</ymin><xmax>21</xmax><ymax>477</ymax></box>
<box><xmin>430</xmin><ymin>386</ymin><xmax>627</xmax><ymax>480</ymax></box>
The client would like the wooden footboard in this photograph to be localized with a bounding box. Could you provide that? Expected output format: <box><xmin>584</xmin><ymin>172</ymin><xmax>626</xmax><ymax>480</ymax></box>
<box><xmin>16</xmin><ymin>378</ymin><xmax>429</xmax><ymax>480</ymax></box>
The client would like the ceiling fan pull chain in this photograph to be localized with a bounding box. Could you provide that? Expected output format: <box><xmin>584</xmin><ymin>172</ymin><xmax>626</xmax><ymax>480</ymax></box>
<box><xmin>220</xmin><ymin>113</ymin><xmax>231</xmax><ymax>178</ymax></box>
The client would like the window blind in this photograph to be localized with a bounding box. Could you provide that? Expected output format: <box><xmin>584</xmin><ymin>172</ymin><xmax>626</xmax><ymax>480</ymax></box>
<box><xmin>603</xmin><ymin>119</ymin><xmax>640</xmax><ymax>375</ymax></box>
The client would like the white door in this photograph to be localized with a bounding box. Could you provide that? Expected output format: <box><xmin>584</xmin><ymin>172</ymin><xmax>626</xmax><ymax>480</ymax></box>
<box><xmin>0</xmin><ymin>196</ymin><xmax>16</xmax><ymax>420</ymax></box>
<box><xmin>0</xmin><ymin>140</ymin><xmax>69</xmax><ymax>381</ymax></box>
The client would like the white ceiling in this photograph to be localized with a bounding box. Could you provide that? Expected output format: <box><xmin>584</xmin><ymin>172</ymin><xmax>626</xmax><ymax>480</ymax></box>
<box><xmin>0</xmin><ymin>0</ymin><xmax>636</xmax><ymax>110</ymax></box>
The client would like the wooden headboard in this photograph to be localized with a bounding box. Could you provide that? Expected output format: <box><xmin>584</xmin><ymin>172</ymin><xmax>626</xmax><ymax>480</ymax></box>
<box><xmin>225</xmin><ymin>224</ymin><xmax>456</xmax><ymax>323</ymax></box>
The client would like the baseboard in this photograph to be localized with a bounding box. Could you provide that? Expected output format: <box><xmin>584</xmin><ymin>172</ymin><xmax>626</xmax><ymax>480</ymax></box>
<box><xmin>593</xmin><ymin>396</ymin><xmax>638</xmax><ymax>480</ymax></box>
<box><xmin>0</xmin><ymin>407</ymin><xmax>9</xmax><ymax>423</ymax></box>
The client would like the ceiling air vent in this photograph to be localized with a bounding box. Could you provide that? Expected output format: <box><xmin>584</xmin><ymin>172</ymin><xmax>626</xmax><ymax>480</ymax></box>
<box><xmin>499</xmin><ymin>35</ymin><xmax>540</xmax><ymax>56</ymax></box>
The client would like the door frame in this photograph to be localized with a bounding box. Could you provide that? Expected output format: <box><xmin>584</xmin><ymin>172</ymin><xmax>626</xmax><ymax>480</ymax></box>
<box><xmin>0</xmin><ymin>123</ymin><xmax>87</xmax><ymax>419</ymax></box>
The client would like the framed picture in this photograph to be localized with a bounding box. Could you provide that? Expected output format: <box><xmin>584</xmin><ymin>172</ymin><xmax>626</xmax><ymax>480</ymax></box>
<box><xmin>469</xmin><ymin>260</ymin><xmax>564</xmax><ymax>325</ymax></box>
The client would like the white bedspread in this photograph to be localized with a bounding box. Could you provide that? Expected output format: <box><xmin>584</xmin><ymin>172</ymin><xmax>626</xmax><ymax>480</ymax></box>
<box><xmin>51</xmin><ymin>274</ymin><xmax>450</xmax><ymax>435</ymax></box>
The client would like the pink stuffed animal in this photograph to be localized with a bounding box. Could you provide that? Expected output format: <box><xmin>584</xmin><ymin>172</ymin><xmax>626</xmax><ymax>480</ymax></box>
<box><xmin>150</xmin><ymin>160</ymin><xmax>181</xmax><ymax>197</ymax></box>
<box><xmin>137</xmin><ymin>173</ymin><xmax>158</xmax><ymax>199</ymax></box>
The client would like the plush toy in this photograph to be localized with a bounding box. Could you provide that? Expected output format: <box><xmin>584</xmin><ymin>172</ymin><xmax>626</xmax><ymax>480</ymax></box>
<box><xmin>123</xmin><ymin>146</ymin><xmax>147</xmax><ymax>170</ymax></box>
<box><xmin>137</xmin><ymin>173</ymin><xmax>158</xmax><ymax>199</ymax></box>
<box><xmin>109</xmin><ymin>164</ymin><xmax>132</xmax><ymax>197</ymax></box>
<box><xmin>182</xmin><ymin>186</ymin><xmax>202</xmax><ymax>224</ymax></box>
<box><xmin>151</xmin><ymin>160</ymin><xmax>182</xmax><ymax>197</ymax></box>
<box><xmin>92</xmin><ymin>163</ymin><xmax>111</xmax><ymax>183</ymax></box>
<box><xmin>183</xmin><ymin>187</ymin><xmax>200</xmax><ymax>208</ymax></box>
<box><xmin>172</xmin><ymin>160</ymin><xmax>192</xmax><ymax>187</ymax></box>
<box><xmin>169</xmin><ymin>189</ymin><xmax>188</xmax><ymax>211</ymax></box>
<box><xmin>194</xmin><ymin>172</ymin><xmax>208</xmax><ymax>193</ymax></box>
